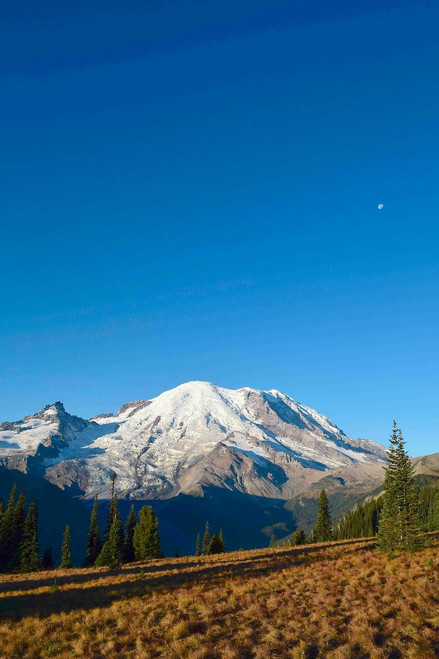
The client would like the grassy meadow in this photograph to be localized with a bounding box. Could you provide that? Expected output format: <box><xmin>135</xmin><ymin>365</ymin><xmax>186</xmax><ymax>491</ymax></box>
<box><xmin>0</xmin><ymin>536</ymin><xmax>438</xmax><ymax>658</ymax></box>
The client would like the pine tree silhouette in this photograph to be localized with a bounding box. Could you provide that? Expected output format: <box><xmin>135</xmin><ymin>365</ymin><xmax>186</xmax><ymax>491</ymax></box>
<box><xmin>377</xmin><ymin>422</ymin><xmax>423</xmax><ymax>555</ymax></box>
<box><xmin>0</xmin><ymin>485</ymin><xmax>17</xmax><ymax>571</ymax></box>
<box><xmin>314</xmin><ymin>489</ymin><xmax>332</xmax><ymax>542</ymax></box>
<box><xmin>19</xmin><ymin>500</ymin><xmax>42</xmax><ymax>573</ymax></box>
<box><xmin>202</xmin><ymin>521</ymin><xmax>210</xmax><ymax>555</ymax></box>
<box><xmin>123</xmin><ymin>505</ymin><xmax>137</xmax><ymax>563</ymax></box>
<box><xmin>60</xmin><ymin>525</ymin><xmax>73</xmax><ymax>568</ymax></box>
<box><xmin>84</xmin><ymin>496</ymin><xmax>102</xmax><ymax>567</ymax></box>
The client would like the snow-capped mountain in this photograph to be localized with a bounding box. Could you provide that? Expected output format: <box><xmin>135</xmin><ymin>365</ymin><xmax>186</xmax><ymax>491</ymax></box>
<box><xmin>0</xmin><ymin>381</ymin><xmax>386</xmax><ymax>499</ymax></box>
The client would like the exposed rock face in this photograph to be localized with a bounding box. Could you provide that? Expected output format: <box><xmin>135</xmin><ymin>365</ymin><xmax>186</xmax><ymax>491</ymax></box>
<box><xmin>0</xmin><ymin>382</ymin><xmax>386</xmax><ymax>499</ymax></box>
<box><xmin>0</xmin><ymin>402</ymin><xmax>89</xmax><ymax>477</ymax></box>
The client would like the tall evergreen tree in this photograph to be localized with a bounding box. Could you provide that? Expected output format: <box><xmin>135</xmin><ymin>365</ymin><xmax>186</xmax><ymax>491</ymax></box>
<box><xmin>96</xmin><ymin>491</ymin><xmax>125</xmax><ymax>567</ymax></box>
<box><xmin>133</xmin><ymin>506</ymin><xmax>161</xmax><ymax>560</ymax></box>
<box><xmin>84</xmin><ymin>496</ymin><xmax>102</xmax><ymax>567</ymax></box>
<box><xmin>314</xmin><ymin>489</ymin><xmax>332</xmax><ymax>542</ymax></box>
<box><xmin>0</xmin><ymin>484</ymin><xmax>17</xmax><ymax>571</ymax></box>
<box><xmin>202</xmin><ymin>521</ymin><xmax>210</xmax><ymax>555</ymax></box>
<box><xmin>60</xmin><ymin>525</ymin><xmax>73</xmax><ymax>568</ymax></box>
<box><xmin>123</xmin><ymin>505</ymin><xmax>137</xmax><ymax>563</ymax></box>
<box><xmin>269</xmin><ymin>533</ymin><xmax>276</xmax><ymax>548</ymax></box>
<box><xmin>195</xmin><ymin>533</ymin><xmax>201</xmax><ymax>556</ymax></box>
<box><xmin>11</xmin><ymin>490</ymin><xmax>27</xmax><ymax>569</ymax></box>
<box><xmin>219</xmin><ymin>529</ymin><xmax>226</xmax><ymax>552</ymax></box>
<box><xmin>19</xmin><ymin>500</ymin><xmax>41</xmax><ymax>573</ymax></box>
<box><xmin>377</xmin><ymin>422</ymin><xmax>423</xmax><ymax>555</ymax></box>
<box><xmin>105</xmin><ymin>513</ymin><xmax>124</xmax><ymax>569</ymax></box>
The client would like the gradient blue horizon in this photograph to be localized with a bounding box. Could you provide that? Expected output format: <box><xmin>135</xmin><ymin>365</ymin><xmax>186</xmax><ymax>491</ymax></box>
<box><xmin>1</xmin><ymin>0</ymin><xmax>438</xmax><ymax>455</ymax></box>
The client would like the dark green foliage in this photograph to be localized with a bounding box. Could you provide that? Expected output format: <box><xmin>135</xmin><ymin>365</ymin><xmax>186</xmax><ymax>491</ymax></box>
<box><xmin>418</xmin><ymin>482</ymin><xmax>439</xmax><ymax>532</ymax></box>
<box><xmin>95</xmin><ymin>511</ymin><xmax>125</xmax><ymax>567</ymax></box>
<box><xmin>269</xmin><ymin>533</ymin><xmax>276</xmax><ymax>548</ymax></box>
<box><xmin>106</xmin><ymin>514</ymin><xmax>125</xmax><ymax>569</ymax></box>
<box><xmin>133</xmin><ymin>506</ymin><xmax>161</xmax><ymax>560</ymax></box>
<box><xmin>0</xmin><ymin>470</ymin><xmax>90</xmax><ymax>567</ymax></box>
<box><xmin>290</xmin><ymin>528</ymin><xmax>306</xmax><ymax>545</ymax></box>
<box><xmin>195</xmin><ymin>532</ymin><xmax>201</xmax><ymax>556</ymax></box>
<box><xmin>314</xmin><ymin>489</ymin><xmax>332</xmax><ymax>542</ymax></box>
<box><xmin>377</xmin><ymin>422</ymin><xmax>423</xmax><ymax>555</ymax></box>
<box><xmin>333</xmin><ymin>498</ymin><xmax>382</xmax><ymax>540</ymax></box>
<box><xmin>0</xmin><ymin>485</ymin><xmax>17</xmax><ymax>571</ymax></box>
<box><xmin>60</xmin><ymin>525</ymin><xmax>73</xmax><ymax>568</ymax></box>
<box><xmin>202</xmin><ymin>521</ymin><xmax>210</xmax><ymax>555</ymax></box>
<box><xmin>96</xmin><ymin>474</ymin><xmax>125</xmax><ymax>567</ymax></box>
<box><xmin>84</xmin><ymin>496</ymin><xmax>102</xmax><ymax>567</ymax></box>
<box><xmin>123</xmin><ymin>505</ymin><xmax>136</xmax><ymax>563</ymax></box>
<box><xmin>42</xmin><ymin>547</ymin><xmax>55</xmax><ymax>570</ymax></box>
<box><xmin>219</xmin><ymin>529</ymin><xmax>226</xmax><ymax>552</ymax></box>
<box><xmin>207</xmin><ymin>533</ymin><xmax>225</xmax><ymax>554</ymax></box>
<box><xmin>11</xmin><ymin>490</ymin><xmax>27</xmax><ymax>568</ymax></box>
<box><xmin>19</xmin><ymin>500</ymin><xmax>41</xmax><ymax>573</ymax></box>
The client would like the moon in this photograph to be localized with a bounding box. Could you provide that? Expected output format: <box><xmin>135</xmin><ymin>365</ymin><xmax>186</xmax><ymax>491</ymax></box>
<box><xmin>377</xmin><ymin>203</ymin><xmax>384</xmax><ymax>210</ymax></box>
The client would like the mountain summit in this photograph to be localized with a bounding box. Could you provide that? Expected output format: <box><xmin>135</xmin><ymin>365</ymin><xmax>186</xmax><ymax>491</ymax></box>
<box><xmin>0</xmin><ymin>381</ymin><xmax>386</xmax><ymax>499</ymax></box>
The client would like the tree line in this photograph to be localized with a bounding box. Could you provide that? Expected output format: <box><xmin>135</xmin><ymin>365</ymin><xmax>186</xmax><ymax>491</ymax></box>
<box><xmin>1</xmin><ymin>422</ymin><xmax>437</xmax><ymax>571</ymax></box>
<box><xmin>277</xmin><ymin>422</ymin><xmax>439</xmax><ymax>554</ymax></box>
<box><xmin>195</xmin><ymin>521</ymin><xmax>226</xmax><ymax>556</ymax></box>
<box><xmin>0</xmin><ymin>473</ymin><xmax>162</xmax><ymax>573</ymax></box>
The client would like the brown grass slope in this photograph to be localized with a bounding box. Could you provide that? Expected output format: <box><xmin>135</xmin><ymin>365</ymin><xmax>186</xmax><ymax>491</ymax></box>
<box><xmin>0</xmin><ymin>536</ymin><xmax>438</xmax><ymax>658</ymax></box>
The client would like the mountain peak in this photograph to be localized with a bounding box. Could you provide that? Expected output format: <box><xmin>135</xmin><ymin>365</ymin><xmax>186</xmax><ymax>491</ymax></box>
<box><xmin>0</xmin><ymin>381</ymin><xmax>387</xmax><ymax>500</ymax></box>
<box><xmin>42</xmin><ymin>401</ymin><xmax>66</xmax><ymax>414</ymax></box>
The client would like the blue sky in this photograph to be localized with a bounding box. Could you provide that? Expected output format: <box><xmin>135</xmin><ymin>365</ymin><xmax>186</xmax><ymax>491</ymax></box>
<box><xmin>1</xmin><ymin>0</ymin><xmax>438</xmax><ymax>455</ymax></box>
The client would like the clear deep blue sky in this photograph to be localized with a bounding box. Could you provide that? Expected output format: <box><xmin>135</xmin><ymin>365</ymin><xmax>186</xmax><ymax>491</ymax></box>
<box><xmin>1</xmin><ymin>0</ymin><xmax>438</xmax><ymax>455</ymax></box>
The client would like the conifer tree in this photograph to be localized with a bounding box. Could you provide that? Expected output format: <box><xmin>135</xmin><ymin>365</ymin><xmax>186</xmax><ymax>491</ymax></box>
<box><xmin>19</xmin><ymin>500</ymin><xmax>41</xmax><ymax>573</ymax></box>
<box><xmin>207</xmin><ymin>533</ymin><xmax>225</xmax><ymax>554</ymax></box>
<box><xmin>123</xmin><ymin>505</ymin><xmax>137</xmax><ymax>563</ymax></box>
<box><xmin>60</xmin><ymin>525</ymin><xmax>73</xmax><ymax>568</ymax></box>
<box><xmin>219</xmin><ymin>529</ymin><xmax>226</xmax><ymax>552</ymax></box>
<box><xmin>377</xmin><ymin>422</ymin><xmax>423</xmax><ymax>555</ymax></box>
<box><xmin>133</xmin><ymin>506</ymin><xmax>161</xmax><ymax>560</ymax></box>
<box><xmin>195</xmin><ymin>533</ymin><xmax>201</xmax><ymax>556</ymax></box>
<box><xmin>202</xmin><ymin>521</ymin><xmax>210</xmax><ymax>555</ymax></box>
<box><xmin>11</xmin><ymin>490</ymin><xmax>27</xmax><ymax>569</ymax></box>
<box><xmin>290</xmin><ymin>528</ymin><xmax>306</xmax><ymax>546</ymax></box>
<box><xmin>314</xmin><ymin>489</ymin><xmax>332</xmax><ymax>542</ymax></box>
<box><xmin>42</xmin><ymin>547</ymin><xmax>55</xmax><ymax>570</ymax></box>
<box><xmin>0</xmin><ymin>484</ymin><xmax>17</xmax><ymax>571</ymax></box>
<box><xmin>96</xmin><ymin>474</ymin><xmax>125</xmax><ymax>566</ymax></box>
<box><xmin>84</xmin><ymin>496</ymin><xmax>102</xmax><ymax>567</ymax></box>
<box><xmin>95</xmin><ymin>508</ymin><xmax>125</xmax><ymax>567</ymax></box>
<box><xmin>106</xmin><ymin>513</ymin><xmax>124</xmax><ymax>569</ymax></box>
<box><xmin>269</xmin><ymin>533</ymin><xmax>276</xmax><ymax>548</ymax></box>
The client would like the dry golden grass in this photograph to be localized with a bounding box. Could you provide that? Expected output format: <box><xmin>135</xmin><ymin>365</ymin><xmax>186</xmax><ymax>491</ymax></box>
<box><xmin>0</xmin><ymin>536</ymin><xmax>438</xmax><ymax>658</ymax></box>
